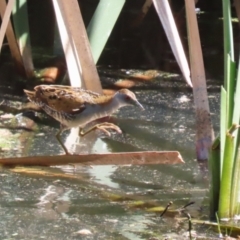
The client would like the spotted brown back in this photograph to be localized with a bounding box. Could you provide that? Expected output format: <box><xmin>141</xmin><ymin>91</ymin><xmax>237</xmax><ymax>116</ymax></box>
<box><xmin>25</xmin><ymin>85</ymin><xmax>102</xmax><ymax>113</ymax></box>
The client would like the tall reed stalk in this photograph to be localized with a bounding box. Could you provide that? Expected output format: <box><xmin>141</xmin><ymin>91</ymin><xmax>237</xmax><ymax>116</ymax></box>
<box><xmin>209</xmin><ymin>0</ymin><xmax>240</xmax><ymax>220</ymax></box>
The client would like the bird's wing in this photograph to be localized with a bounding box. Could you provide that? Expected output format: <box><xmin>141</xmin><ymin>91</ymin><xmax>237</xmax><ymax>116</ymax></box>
<box><xmin>31</xmin><ymin>85</ymin><xmax>101</xmax><ymax>113</ymax></box>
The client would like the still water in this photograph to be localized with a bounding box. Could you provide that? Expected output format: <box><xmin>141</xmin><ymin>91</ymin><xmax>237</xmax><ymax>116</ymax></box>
<box><xmin>0</xmin><ymin>79</ymin><xmax>220</xmax><ymax>239</ymax></box>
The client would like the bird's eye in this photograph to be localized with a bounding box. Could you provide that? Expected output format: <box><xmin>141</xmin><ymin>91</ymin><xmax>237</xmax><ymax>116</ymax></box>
<box><xmin>125</xmin><ymin>96</ymin><xmax>131</xmax><ymax>101</ymax></box>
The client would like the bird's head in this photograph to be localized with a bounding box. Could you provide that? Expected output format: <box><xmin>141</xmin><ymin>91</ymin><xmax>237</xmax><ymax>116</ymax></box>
<box><xmin>114</xmin><ymin>89</ymin><xmax>144</xmax><ymax>110</ymax></box>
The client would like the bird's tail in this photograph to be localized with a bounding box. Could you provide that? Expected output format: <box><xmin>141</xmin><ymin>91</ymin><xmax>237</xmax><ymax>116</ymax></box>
<box><xmin>23</xmin><ymin>89</ymin><xmax>40</xmax><ymax>104</ymax></box>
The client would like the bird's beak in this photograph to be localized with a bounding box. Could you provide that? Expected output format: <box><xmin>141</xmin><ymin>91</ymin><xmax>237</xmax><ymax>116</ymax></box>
<box><xmin>135</xmin><ymin>100</ymin><xmax>144</xmax><ymax>110</ymax></box>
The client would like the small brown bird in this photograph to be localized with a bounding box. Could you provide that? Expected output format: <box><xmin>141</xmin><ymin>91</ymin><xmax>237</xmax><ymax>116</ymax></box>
<box><xmin>24</xmin><ymin>85</ymin><xmax>144</xmax><ymax>155</ymax></box>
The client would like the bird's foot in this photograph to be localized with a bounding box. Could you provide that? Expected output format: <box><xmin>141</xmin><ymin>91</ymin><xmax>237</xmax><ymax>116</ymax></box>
<box><xmin>96</xmin><ymin>122</ymin><xmax>122</xmax><ymax>136</ymax></box>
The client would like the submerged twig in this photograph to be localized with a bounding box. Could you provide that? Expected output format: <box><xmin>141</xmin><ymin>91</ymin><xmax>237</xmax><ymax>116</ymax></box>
<box><xmin>215</xmin><ymin>212</ymin><xmax>223</xmax><ymax>238</ymax></box>
<box><xmin>160</xmin><ymin>201</ymin><xmax>173</xmax><ymax>217</ymax></box>
<box><xmin>182</xmin><ymin>201</ymin><xmax>195</xmax><ymax>209</ymax></box>
<box><xmin>185</xmin><ymin>212</ymin><xmax>193</xmax><ymax>239</ymax></box>
<box><xmin>0</xmin><ymin>125</ymin><xmax>34</xmax><ymax>132</ymax></box>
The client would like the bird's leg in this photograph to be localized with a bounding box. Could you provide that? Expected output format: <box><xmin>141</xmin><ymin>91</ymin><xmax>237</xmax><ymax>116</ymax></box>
<box><xmin>56</xmin><ymin>129</ymin><xmax>70</xmax><ymax>155</ymax></box>
<box><xmin>79</xmin><ymin>122</ymin><xmax>122</xmax><ymax>137</ymax></box>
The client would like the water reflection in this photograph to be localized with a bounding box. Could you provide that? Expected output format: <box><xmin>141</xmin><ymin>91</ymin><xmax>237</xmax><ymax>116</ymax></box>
<box><xmin>0</xmin><ymin>85</ymin><xmax>220</xmax><ymax>239</ymax></box>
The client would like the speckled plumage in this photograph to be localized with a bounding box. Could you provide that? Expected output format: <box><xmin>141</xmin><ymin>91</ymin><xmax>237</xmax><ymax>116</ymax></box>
<box><xmin>24</xmin><ymin>85</ymin><xmax>143</xmax><ymax>155</ymax></box>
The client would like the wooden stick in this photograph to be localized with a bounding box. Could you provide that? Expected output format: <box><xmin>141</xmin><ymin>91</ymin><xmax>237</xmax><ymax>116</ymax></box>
<box><xmin>52</xmin><ymin>0</ymin><xmax>102</xmax><ymax>92</ymax></box>
<box><xmin>185</xmin><ymin>0</ymin><xmax>214</xmax><ymax>160</ymax></box>
<box><xmin>0</xmin><ymin>0</ymin><xmax>15</xmax><ymax>53</ymax></box>
<box><xmin>0</xmin><ymin>0</ymin><xmax>25</xmax><ymax>75</ymax></box>
<box><xmin>0</xmin><ymin>151</ymin><xmax>184</xmax><ymax>166</ymax></box>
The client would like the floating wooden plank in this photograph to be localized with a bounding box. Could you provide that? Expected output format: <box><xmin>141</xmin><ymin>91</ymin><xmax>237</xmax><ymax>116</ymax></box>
<box><xmin>0</xmin><ymin>151</ymin><xmax>184</xmax><ymax>166</ymax></box>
